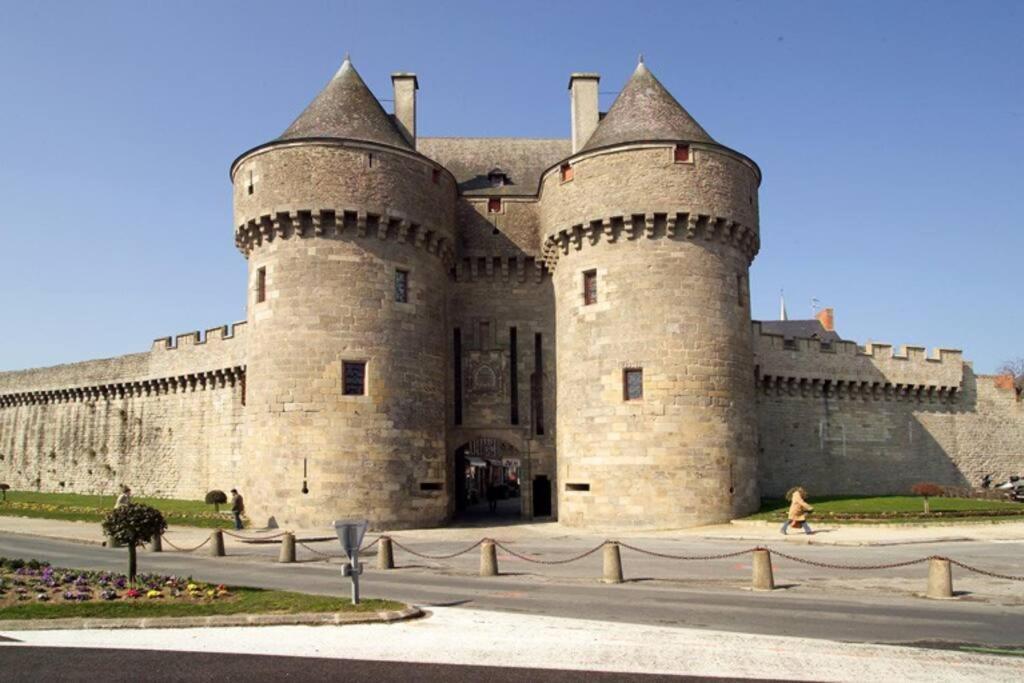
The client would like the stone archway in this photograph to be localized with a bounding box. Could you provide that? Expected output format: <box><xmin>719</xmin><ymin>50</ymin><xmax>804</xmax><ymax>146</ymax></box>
<box><xmin>453</xmin><ymin>436</ymin><xmax>525</xmax><ymax>522</ymax></box>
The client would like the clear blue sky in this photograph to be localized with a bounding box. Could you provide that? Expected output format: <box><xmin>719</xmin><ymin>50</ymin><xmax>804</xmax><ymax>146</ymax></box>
<box><xmin>1</xmin><ymin>1</ymin><xmax>1021</xmax><ymax>373</ymax></box>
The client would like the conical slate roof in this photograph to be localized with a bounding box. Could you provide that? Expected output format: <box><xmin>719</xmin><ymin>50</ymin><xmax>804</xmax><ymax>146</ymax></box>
<box><xmin>581</xmin><ymin>60</ymin><xmax>714</xmax><ymax>152</ymax></box>
<box><xmin>279</xmin><ymin>57</ymin><xmax>412</xmax><ymax>149</ymax></box>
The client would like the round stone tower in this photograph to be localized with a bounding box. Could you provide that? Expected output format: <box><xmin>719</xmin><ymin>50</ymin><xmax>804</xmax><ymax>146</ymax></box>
<box><xmin>230</xmin><ymin>58</ymin><xmax>456</xmax><ymax>529</ymax></box>
<box><xmin>541</xmin><ymin>61</ymin><xmax>762</xmax><ymax>528</ymax></box>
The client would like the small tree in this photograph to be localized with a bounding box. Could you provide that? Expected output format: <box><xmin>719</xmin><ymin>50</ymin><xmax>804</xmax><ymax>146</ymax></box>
<box><xmin>0</xmin><ymin>483</ymin><xmax>9</xmax><ymax>501</ymax></box>
<box><xmin>205</xmin><ymin>489</ymin><xmax>228</xmax><ymax>513</ymax></box>
<box><xmin>911</xmin><ymin>482</ymin><xmax>943</xmax><ymax>514</ymax></box>
<box><xmin>102</xmin><ymin>502</ymin><xmax>166</xmax><ymax>583</ymax></box>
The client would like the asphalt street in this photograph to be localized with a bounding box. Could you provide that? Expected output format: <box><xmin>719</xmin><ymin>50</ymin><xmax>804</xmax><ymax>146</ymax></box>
<box><xmin>0</xmin><ymin>647</ymin><xmax>738</xmax><ymax>682</ymax></box>
<box><xmin>2</xmin><ymin>532</ymin><xmax>1023</xmax><ymax>649</ymax></box>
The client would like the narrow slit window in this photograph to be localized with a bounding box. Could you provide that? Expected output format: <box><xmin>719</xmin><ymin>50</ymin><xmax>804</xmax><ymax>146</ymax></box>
<box><xmin>342</xmin><ymin>361</ymin><xmax>367</xmax><ymax>396</ymax></box>
<box><xmin>453</xmin><ymin>329</ymin><xmax>463</xmax><ymax>425</ymax></box>
<box><xmin>247</xmin><ymin>171</ymin><xmax>254</xmax><ymax>195</ymax></box>
<box><xmin>533</xmin><ymin>333</ymin><xmax>544</xmax><ymax>435</ymax></box>
<box><xmin>623</xmin><ymin>368</ymin><xmax>643</xmax><ymax>401</ymax></box>
<box><xmin>395</xmin><ymin>269</ymin><xmax>409</xmax><ymax>303</ymax></box>
<box><xmin>432</xmin><ymin>168</ymin><xmax>441</xmax><ymax>184</ymax></box>
<box><xmin>256</xmin><ymin>267</ymin><xmax>266</xmax><ymax>304</ymax></box>
<box><xmin>560</xmin><ymin>163</ymin><xmax>574</xmax><ymax>182</ymax></box>
<box><xmin>583</xmin><ymin>270</ymin><xmax>597</xmax><ymax>306</ymax></box>
<box><xmin>565</xmin><ymin>482</ymin><xmax>590</xmax><ymax>492</ymax></box>
<box><xmin>674</xmin><ymin>144</ymin><xmax>690</xmax><ymax>163</ymax></box>
<box><xmin>737</xmin><ymin>273</ymin><xmax>745</xmax><ymax>307</ymax></box>
<box><xmin>487</xmin><ymin>197</ymin><xmax>501</xmax><ymax>213</ymax></box>
<box><xmin>509</xmin><ymin>327</ymin><xmax>519</xmax><ymax>425</ymax></box>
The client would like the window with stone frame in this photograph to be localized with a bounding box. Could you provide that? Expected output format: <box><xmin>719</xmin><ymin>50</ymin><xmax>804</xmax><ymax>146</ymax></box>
<box><xmin>256</xmin><ymin>266</ymin><xmax>266</xmax><ymax>304</ymax></box>
<box><xmin>583</xmin><ymin>269</ymin><xmax>598</xmax><ymax>306</ymax></box>
<box><xmin>488</xmin><ymin>197</ymin><xmax>501</xmax><ymax>213</ymax></box>
<box><xmin>560</xmin><ymin>163</ymin><xmax>574</xmax><ymax>182</ymax></box>
<box><xmin>623</xmin><ymin>368</ymin><xmax>643</xmax><ymax>401</ymax></box>
<box><xmin>342</xmin><ymin>361</ymin><xmax>367</xmax><ymax>396</ymax></box>
<box><xmin>674</xmin><ymin>144</ymin><xmax>690</xmax><ymax>163</ymax></box>
<box><xmin>395</xmin><ymin>269</ymin><xmax>409</xmax><ymax>303</ymax></box>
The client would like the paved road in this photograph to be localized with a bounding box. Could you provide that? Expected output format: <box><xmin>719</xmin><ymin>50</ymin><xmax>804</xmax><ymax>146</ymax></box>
<box><xmin>1</xmin><ymin>647</ymin><xmax>722</xmax><ymax>683</ymax></box>
<box><xmin>3</xmin><ymin>532</ymin><xmax>1023</xmax><ymax>649</ymax></box>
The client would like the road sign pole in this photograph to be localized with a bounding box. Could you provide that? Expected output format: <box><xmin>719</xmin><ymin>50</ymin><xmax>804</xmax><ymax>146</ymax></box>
<box><xmin>350</xmin><ymin>548</ymin><xmax>360</xmax><ymax>604</ymax></box>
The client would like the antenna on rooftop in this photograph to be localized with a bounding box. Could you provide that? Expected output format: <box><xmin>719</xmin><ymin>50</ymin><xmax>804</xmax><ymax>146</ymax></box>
<box><xmin>811</xmin><ymin>298</ymin><xmax>821</xmax><ymax>315</ymax></box>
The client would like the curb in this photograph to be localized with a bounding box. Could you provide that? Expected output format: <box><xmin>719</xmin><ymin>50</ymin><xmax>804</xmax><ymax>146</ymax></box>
<box><xmin>0</xmin><ymin>606</ymin><xmax>423</xmax><ymax>632</ymax></box>
<box><xmin>702</xmin><ymin>534</ymin><xmax>974</xmax><ymax>547</ymax></box>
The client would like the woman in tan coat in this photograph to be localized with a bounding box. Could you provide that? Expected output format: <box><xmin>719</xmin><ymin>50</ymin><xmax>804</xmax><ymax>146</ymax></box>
<box><xmin>781</xmin><ymin>486</ymin><xmax>814</xmax><ymax>535</ymax></box>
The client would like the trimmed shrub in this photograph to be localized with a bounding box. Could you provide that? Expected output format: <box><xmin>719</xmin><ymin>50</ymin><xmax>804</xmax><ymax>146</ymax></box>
<box><xmin>205</xmin><ymin>490</ymin><xmax>228</xmax><ymax>513</ymax></box>
<box><xmin>102</xmin><ymin>503</ymin><xmax>167</xmax><ymax>582</ymax></box>
<box><xmin>911</xmin><ymin>482</ymin><xmax>944</xmax><ymax>513</ymax></box>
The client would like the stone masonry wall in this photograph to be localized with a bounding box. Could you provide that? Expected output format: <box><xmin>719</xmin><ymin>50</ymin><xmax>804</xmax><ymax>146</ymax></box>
<box><xmin>755</xmin><ymin>326</ymin><xmax>1024</xmax><ymax>496</ymax></box>
<box><xmin>0</xmin><ymin>324</ymin><xmax>247</xmax><ymax>497</ymax></box>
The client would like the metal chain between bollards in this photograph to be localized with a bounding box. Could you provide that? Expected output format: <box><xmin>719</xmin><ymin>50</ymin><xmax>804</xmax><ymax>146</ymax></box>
<box><xmin>296</xmin><ymin>541</ymin><xmax>346</xmax><ymax>559</ymax></box>
<box><xmin>945</xmin><ymin>557</ymin><xmax>1024</xmax><ymax>581</ymax></box>
<box><xmin>390</xmin><ymin>538</ymin><xmax>485</xmax><ymax>560</ymax></box>
<box><xmin>491</xmin><ymin>540</ymin><xmax>607</xmax><ymax>565</ymax></box>
<box><xmin>768</xmin><ymin>548</ymin><xmax>931</xmax><ymax>570</ymax></box>
<box><xmin>221</xmin><ymin>530</ymin><xmax>289</xmax><ymax>541</ymax></box>
<box><xmin>160</xmin><ymin>535</ymin><xmax>212</xmax><ymax>553</ymax></box>
<box><xmin>617</xmin><ymin>542</ymin><xmax>763</xmax><ymax>561</ymax></box>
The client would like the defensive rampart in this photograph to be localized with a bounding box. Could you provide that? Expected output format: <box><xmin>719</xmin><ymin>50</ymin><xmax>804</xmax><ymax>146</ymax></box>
<box><xmin>753</xmin><ymin>324</ymin><xmax>1024</xmax><ymax>497</ymax></box>
<box><xmin>0</xmin><ymin>324</ymin><xmax>247</xmax><ymax>498</ymax></box>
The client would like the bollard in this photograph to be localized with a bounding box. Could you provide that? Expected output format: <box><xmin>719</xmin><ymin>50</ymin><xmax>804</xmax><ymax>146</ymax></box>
<box><xmin>378</xmin><ymin>536</ymin><xmax>395</xmax><ymax>570</ymax></box>
<box><xmin>480</xmin><ymin>540</ymin><xmax>499</xmax><ymax>576</ymax></box>
<box><xmin>278</xmin><ymin>532</ymin><xmax>296</xmax><ymax>563</ymax></box>
<box><xmin>926</xmin><ymin>557</ymin><xmax>954</xmax><ymax>599</ymax></box>
<box><xmin>210</xmin><ymin>529</ymin><xmax>225</xmax><ymax>557</ymax></box>
<box><xmin>751</xmin><ymin>548</ymin><xmax>775</xmax><ymax>591</ymax></box>
<box><xmin>602</xmin><ymin>542</ymin><xmax>624</xmax><ymax>584</ymax></box>
<box><xmin>147</xmin><ymin>533</ymin><xmax>163</xmax><ymax>553</ymax></box>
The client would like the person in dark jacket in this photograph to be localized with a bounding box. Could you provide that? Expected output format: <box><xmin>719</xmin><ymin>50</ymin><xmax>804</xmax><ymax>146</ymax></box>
<box><xmin>230</xmin><ymin>488</ymin><xmax>245</xmax><ymax>530</ymax></box>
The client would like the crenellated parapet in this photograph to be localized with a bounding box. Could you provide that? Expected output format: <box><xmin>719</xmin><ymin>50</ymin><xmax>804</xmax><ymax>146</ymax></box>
<box><xmin>453</xmin><ymin>253</ymin><xmax>549</xmax><ymax>283</ymax></box>
<box><xmin>541</xmin><ymin>210</ymin><xmax>758</xmax><ymax>271</ymax></box>
<box><xmin>151</xmin><ymin>321</ymin><xmax>247</xmax><ymax>352</ymax></box>
<box><xmin>0</xmin><ymin>365</ymin><xmax>245</xmax><ymax>409</ymax></box>
<box><xmin>234</xmin><ymin>207</ymin><xmax>454</xmax><ymax>265</ymax></box>
<box><xmin>753</xmin><ymin>322</ymin><xmax>964</xmax><ymax>403</ymax></box>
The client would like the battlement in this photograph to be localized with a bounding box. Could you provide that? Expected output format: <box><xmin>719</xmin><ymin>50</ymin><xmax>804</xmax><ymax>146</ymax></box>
<box><xmin>752</xmin><ymin>321</ymin><xmax>964</xmax><ymax>401</ymax></box>
<box><xmin>234</xmin><ymin>207</ymin><xmax>454</xmax><ymax>265</ymax></box>
<box><xmin>453</xmin><ymin>254</ymin><xmax>549</xmax><ymax>283</ymax></box>
<box><xmin>151</xmin><ymin>321</ymin><xmax>248</xmax><ymax>352</ymax></box>
<box><xmin>541</xmin><ymin>210</ymin><xmax>759</xmax><ymax>271</ymax></box>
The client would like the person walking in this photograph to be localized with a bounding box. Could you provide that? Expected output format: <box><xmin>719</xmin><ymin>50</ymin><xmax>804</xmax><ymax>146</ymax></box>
<box><xmin>114</xmin><ymin>485</ymin><xmax>132</xmax><ymax>508</ymax></box>
<box><xmin>230</xmin><ymin>488</ymin><xmax>245</xmax><ymax>530</ymax></box>
<box><xmin>486</xmin><ymin>481</ymin><xmax>498</xmax><ymax>513</ymax></box>
<box><xmin>781</xmin><ymin>486</ymin><xmax>814</xmax><ymax>535</ymax></box>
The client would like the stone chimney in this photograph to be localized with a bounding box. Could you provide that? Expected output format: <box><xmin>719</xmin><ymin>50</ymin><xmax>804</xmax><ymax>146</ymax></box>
<box><xmin>816</xmin><ymin>307</ymin><xmax>835</xmax><ymax>332</ymax></box>
<box><xmin>568</xmin><ymin>72</ymin><xmax>600</xmax><ymax>154</ymax></box>
<box><xmin>391</xmin><ymin>72</ymin><xmax>418</xmax><ymax>148</ymax></box>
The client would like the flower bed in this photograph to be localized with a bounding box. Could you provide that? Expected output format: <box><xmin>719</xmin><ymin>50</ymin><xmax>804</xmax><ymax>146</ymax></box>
<box><xmin>0</xmin><ymin>558</ymin><xmax>402</xmax><ymax>620</ymax></box>
<box><xmin>0</xmin><ymin>558</ymin><xmax>233</xmax><ymax>608</ymax></box>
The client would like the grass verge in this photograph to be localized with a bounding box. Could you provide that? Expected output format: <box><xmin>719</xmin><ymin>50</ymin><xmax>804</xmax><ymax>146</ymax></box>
<box><xmin>0</xmin><ymin>490</ymin><xmax>232</xmax><ymax>528</ymax></box>
<box><xmin>744</xmin><ymin>495</ymin><xmax>1024</xmax><ymax>524</ymax></box>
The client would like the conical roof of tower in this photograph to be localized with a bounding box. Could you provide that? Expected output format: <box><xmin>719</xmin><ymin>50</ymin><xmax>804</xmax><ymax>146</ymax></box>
<box><xmin>278</xmin><ymin>56</ymin><xmax>412</xmax><ymax>149</ymax></box>
<box><xmin>580</xmin><ymin>60</ymin><xmax>714</xmax><ymax>152</ymax></box>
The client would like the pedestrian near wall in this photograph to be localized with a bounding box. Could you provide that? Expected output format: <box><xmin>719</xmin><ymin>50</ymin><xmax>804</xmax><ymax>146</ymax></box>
<box><xmin>781</xmin><ymin>486</ymin><xmax>814</xmax><ymax>535</ymax></box>
<box><xmin>230</xmin><ymin>488</ymin><xmax>245</xmax><ymax>530</ymax></box>
<box><xmin>114</xmin><ymin>485</ymin><xmax>132</xmax><ymax>508</ymax></box>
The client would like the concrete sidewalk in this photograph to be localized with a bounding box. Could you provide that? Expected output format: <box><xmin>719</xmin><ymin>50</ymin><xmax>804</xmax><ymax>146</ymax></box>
<box><xmin>2</xmin><ymin>607</ymin><xmax>1018</xmax><ymax>682</ymax></box>
<box><xmin>2</xmin><ymin>513</ymin><xmax>1023</xmax><ymax>550</ymax></box>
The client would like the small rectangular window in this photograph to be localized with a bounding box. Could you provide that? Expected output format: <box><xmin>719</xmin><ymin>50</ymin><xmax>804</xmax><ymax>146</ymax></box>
<box><xmin>395</xmin><ymin>269</ymin><xmax>409</xmax><ymax>303</ymax></box>
<box><xmin>256</xmin><ymin>267</ymin><xmax>266</xmax><ymax>304</ymax></box>
<box><xmin>560</xmin><ymin>163</ymin><xmax>574</xmax><ymax>182</ymax></box>
<box><xmin>342</xmin><ymin>361</ymin><xmax>366</xmax><ymax>396</ymax></box>
<box><xmin>583</xmin><ymin>270</ymin><xmax>597</xmax><ymax>306</ymax></box>
<box><xmin>565</xmin><ymin>482</ymin><xmax>590</xmax><ymax>492</ymax></box>
<box><xmin>624</xmin><ymin>368</ymin><xmax>643</xmax><ymax>401</ymax></box>
<box><xmin>419</xmin><ymin>482</ymin><xmax>443</xmax><ymax>491</ymax></box>
<box><xmin>674</xmin><ymin>144</ymin><xmax>690</xmax><ymax>163</ymax></box>
<box><xmin>488</xmin><ymin>197</ymin><xmax>501</xmax><ymax>213</ymax></box>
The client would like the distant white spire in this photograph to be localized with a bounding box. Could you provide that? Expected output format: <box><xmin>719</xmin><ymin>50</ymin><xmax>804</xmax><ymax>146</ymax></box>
<box><xmin>779</xmin><ymin>290</ymin><xmax>788</xmax><ymax>321</ymax></box>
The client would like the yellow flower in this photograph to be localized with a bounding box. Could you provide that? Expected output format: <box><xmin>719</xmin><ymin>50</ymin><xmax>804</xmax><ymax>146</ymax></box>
<box><xmin>186</xmin><ymin>583</ymin><xmax>198</xmax><ymax>591</ymax></box>
<box><xmin>146</xmin><ymin>590</ymin><xmax>162</xmax><ymax>599</ymax></box>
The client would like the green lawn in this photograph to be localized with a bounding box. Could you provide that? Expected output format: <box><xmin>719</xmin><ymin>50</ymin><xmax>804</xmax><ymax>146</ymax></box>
<box><xmin>0</xmin><ymin>586</ymin><xmax>401</xmax><ymax>620</ymax></box>
<box><xmin>745</xmin><ymin>495</ymin><xmax>1024</xmax><ymax>524</ymax></box>
<box><xmin>0</xmin><ymin>490</ymin><xmax>233</xmax><ymax>528</ymax></box>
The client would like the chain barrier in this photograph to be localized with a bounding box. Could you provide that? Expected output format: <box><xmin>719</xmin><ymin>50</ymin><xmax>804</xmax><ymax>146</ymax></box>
<box><xmin>768</xmin><ymin>548</ymin><xmax>931</xmax><ymax>571</ymax></box>
<box><xmin>160</xmin><ymin>534</ymin><xmax>212</xmax><ymax>553</ymax></box>
<box><xmin>390</xmin><ymin>538</ymin><xmax>484</xmax><ymax>560</ymax></box>
<box><xmin>492</xmin><ymin>540</ymin><xmax>606</xmax><ymax>565</ymax></box>
<box><xmin>945</xmin><ymin>557</ymin><xmax>1024</xmax><ymax>582</ymax></box>
<box><xmin>294</xmin><ymin>536</ymin><xmax>381</xmax><ymax>560</ymax></box>
<box><xmin>617</xmin><ymin>542</ymin><xmax>763</xmax><ymax>561</ymax></box>
<box><xmin>221</xmin><ymin>530</ymin><xmax>289</xmax><ymax>541</ymax></box>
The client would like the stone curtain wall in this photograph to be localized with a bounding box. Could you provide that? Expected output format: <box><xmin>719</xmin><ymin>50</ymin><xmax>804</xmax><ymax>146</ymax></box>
<box><xmin>0</xmin><ymin>324</ymin><xmax>247</xmax><ymax>497</ymax></box>
<box><xmin>754</xmin><ymin>326</ymin><xmax>1024</xmax><ymax>496</ymax></box>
